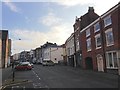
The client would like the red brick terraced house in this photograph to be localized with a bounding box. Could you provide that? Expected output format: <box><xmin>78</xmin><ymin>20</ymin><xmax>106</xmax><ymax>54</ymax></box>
<box><xmin>73</xmin><ymin>7</ymin><xmax>99</xmax><ymax>68</ymax></box>
<box><xmin>80</xmin><ymin>2</ymin><xmax>120</xmax><ymax>74</ymax></box>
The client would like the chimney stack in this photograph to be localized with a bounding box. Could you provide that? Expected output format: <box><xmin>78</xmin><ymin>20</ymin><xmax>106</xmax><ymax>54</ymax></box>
<box><xmin>88</xmin><ymin>7</ymin><xmax>94</xmax><ymax>12</ymax></box>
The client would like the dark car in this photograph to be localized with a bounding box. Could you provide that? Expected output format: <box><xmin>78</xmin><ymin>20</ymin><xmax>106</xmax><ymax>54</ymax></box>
<box><xmin>15</xmin><ymin>62</ymin><xmax>32</xmax><ymax>70</ymax></box>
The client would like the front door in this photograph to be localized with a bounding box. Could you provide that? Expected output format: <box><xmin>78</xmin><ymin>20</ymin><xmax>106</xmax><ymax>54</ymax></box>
<box><xmin>97</xmin><ymin>54</ymin><xmax>104</xmax><ymax>72</ymax></box>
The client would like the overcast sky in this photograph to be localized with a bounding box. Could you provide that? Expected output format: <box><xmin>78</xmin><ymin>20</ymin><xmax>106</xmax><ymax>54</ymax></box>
<box><xmin>1</xmin><ymin>0</ymin><xmax>119</xmax><ymax>55</ymax></box>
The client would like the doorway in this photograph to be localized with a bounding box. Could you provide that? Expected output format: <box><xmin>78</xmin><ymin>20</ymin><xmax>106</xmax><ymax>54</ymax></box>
<box><xmin>97</xmin><ymin>54</ymin><xmax>104</xmax><ymax>72</ymax></box>
<box><xmin>85</xmin><ymin>57</ymin><xmax>93</xmax><ymax>70</ymax></box>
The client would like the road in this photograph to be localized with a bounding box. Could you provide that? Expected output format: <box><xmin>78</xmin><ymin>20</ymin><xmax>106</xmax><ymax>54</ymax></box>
<box><xmin>3</xmin><ymin>64</ymin><xmax>119</xmax><ymax>89</ymax></box>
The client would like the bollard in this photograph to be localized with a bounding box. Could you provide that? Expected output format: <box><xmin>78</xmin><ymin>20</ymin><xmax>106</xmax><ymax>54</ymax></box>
<box><xmin>12</xmin><ymin>70</ymin><xmax>15</xmax><ymax>82</ymax></box>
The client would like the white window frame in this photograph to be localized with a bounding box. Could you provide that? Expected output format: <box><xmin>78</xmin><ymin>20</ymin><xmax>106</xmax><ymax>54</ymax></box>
<box><xmin>105</xmin><ymin>28</ymin><xmax>114</xmax><ymax>46</ymax></box>
<box><xmin>106</xmin><ymin>51</ymin><xmax>118</xmax><ymax>69</ymax></box>
<box><xmin>95</xmin><ymin>34</ymin><xmax>101</xmax><ymax>49</ymax></box>
<box><xmin>94</xmin><ymin>22</ymin><xmax>100</xmax><ymax>33</ymax></box>
<box><xmin>104</xmin><ymin>15</ymin><xmax>112</xmax><ymax>27</ymax></box>
<box><xmin>86</xmin><ymin>38</ymin><xmax>91</xmax><ymax>52</ymax></box>
<box><xmin>86</xmin><ymin>29</ymin><xmax>90</xmax><ymax>37</ymax></box>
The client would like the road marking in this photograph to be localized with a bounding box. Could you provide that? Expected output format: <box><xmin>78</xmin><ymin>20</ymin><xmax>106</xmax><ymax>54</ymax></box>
<box><xmin>12</xmin><ymin>86</ymin><xmax>25</xmax><ymax>90</ymax></box>
<box><xmin>39</xmin><ymin>78</ymin><xmax>41</xmax><ymax>80</ymax></box>
<box><xmin>33</xmin><ymin>83</ymin><xmax>42</xmax><ymax>88</ymax></box>
<box><xmin>36</xmin><ymin>75</ymin><xmax>38</xmax><ymax>77</ymax></box>
<box><xmin>2</xmin><ymin>80</ymin><xmax>32</xmax><ymax>90</ymax></box>
<box><xmin>33</xmin><ymin>70</ymin><xmax>41</xmax><ymax>80</ymax></box>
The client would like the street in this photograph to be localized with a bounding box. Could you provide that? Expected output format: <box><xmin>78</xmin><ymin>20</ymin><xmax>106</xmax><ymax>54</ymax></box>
<box><xmin>3</xmin><ymin>64</ymin><xmax>119</xmax><ymax>89</ymax></box>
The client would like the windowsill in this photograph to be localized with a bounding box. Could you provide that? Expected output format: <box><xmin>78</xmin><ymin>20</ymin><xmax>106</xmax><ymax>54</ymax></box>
<box><xmin>86</xmin><ymin>35</ymin><xmax>90</xmax><ymax>38</ymax></box>
<box><xmin>94</xmin><ymin>29</ymin><xmax>100</xmax><ymax>33</ymax></box>
<box><xmin>87</xmin><ymin>50</ymin><xmax>92</xmax><ymax>52</ymax></box>
<box><xmin>104</xmin><ymin>23</ymin><xmax>112</xmax><ymax>28</ymax></box>
<box><xmin>106</xmin><ymin>43</ymin><xmax>114</xmax><ymax>47</ymax></box>
<box><xmin>106</xmin><ymin>67</ymin><xmax>118</xmax><ymax>69</ymax></box>
<box><xmin>96</xmin><ymin>47</ymin><xmax>102</xmax><ymax>50</ymax></box>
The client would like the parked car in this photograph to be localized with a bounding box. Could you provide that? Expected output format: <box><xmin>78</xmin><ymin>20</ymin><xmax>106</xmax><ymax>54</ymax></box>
<box><xmin>15</xmin><ymin>62</ymin><xmax>32</xmax><ymax>70</ymax></box>
<box><xmin>42</xmin><ymin>60</ymin><xmax>55</xmax><ymax>66</ymax></box>
<box><xmin>30</xmin><ymin>63</ymin><xmax>34</xmax><ymax>68</ymax></box>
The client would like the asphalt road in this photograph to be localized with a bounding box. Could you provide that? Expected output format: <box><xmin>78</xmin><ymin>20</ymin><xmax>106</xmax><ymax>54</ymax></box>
<box><xmin>3</xmin><ymin>64</ymin><xmax>119</xmax><ymax>89</ymax></box>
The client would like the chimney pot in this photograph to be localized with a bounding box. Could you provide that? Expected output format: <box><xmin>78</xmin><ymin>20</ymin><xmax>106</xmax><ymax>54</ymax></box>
<box><xmin>88</xmin><ymin>7</ymin><xmax>94</xmax><ymax>12</ymax></box>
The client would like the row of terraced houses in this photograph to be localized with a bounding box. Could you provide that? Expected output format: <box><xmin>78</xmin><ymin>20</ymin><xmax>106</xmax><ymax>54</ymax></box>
<box><xmin>65</xmin><ymin>2</ymin><xmax>120</xmax><ymax>74</ymax></box>
<box><xmin>12</xmin><ymin>2</ymin><xmax>120</xmax><ymax>74</ymax></box>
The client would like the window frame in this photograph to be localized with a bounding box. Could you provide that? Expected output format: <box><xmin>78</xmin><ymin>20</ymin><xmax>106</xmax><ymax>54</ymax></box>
<box><xmin>105</xmin><ymin>28</ymin><xmax>114</xmax><ymax>46</ymax></box>
<box><xmin>86</xmin><ymin>38</ymin><xmax>92</xmax><ymax>52</ymax></box>
<box><xmin>104</xmin><ymin>15</ymin><xmax>112</xmax><ymax>27</ymax></box>
<box><xmin>86</xmin><ymin>28</ymin><xmax>90</xmax><ymax>37</ymax></box>
<box><xmin>106</xmin><ymin>51</ymin><xmax>118</xmax><ymax>69</ymax></box>
<box><xmin>95</xmin><ymin>34</ymin><xmax>102</xmax><ymax>49</ymax></box>
<box><xmin>94</xmin><ymin>22</ymin><xmax>100</xmax><ymax>33</ymax></box>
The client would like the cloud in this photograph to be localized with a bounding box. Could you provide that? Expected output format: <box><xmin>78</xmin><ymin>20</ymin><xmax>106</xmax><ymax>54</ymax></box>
<box><xmin>93</xmin><ymin>0</ymin><xmax>119</xmax><ymax>15</ymax></box>
<box><xmin>40</xmin><ymin>12</ymin><xmax>62</xmax><ymax>26</ymax></box>
<box><xmin>11</xmin><ymin>24</ymin><xmax>73</xmax><ymax>54</ymax></box>
<box><xmin>54</xmin><ymin>0</ymin><xmax>94</xmax><ymax>7</ymax></box>
<box><xmin>3</xmin><ymin>0</ymin><xmax>21</xmax><ymax>13</ymax></box>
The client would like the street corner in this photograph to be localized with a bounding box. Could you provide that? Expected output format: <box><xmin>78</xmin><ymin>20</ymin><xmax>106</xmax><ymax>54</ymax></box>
<box><xmin>1</xmin><ymin>79</ymin><xmax>32</xmax><ymax>90</ymax></box>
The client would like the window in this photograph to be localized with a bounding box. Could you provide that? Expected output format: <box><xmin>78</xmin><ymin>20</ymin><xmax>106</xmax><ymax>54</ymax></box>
<box><xmin>105</xmin><ymin>28</ymin><xmax>114</xmax><ymax>46</ymax></box>
<box><xmin>104</xmin><ymin>15</ymin><xmax>112</xmax><ymax>27</ymax></box>
<box><xmin>86</xmin><ymin>29</ymin><xmax>90</xmax><ymax>37</ymax></box>
<box><xmin>95</xmin><ymin>34</ymin><xmax>101</xmax><ymax>49</ymax></box>
<box><xmin>94</xmin><ymin>22</ymin><xmax>100</xmax><ymax>32</ymax></box>
<box><xmin>106</xmin><ymin>52</ymin><xmax>118</xmax><ymax>69</ymax></box>
<box><xmin>86</xmin><ymin>38</ymin><xmax>91</xmax><ymax>51</ymax></box>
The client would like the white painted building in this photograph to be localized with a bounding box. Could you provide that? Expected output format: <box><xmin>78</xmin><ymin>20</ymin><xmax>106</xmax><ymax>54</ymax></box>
<box><xmin>13</xmin><ymin>53</ymin><xmax>20</xmax><ymax>61</ymax></box>
<box><xmin>43</xmin><ymin>46</ymin><xmax>64</xmax><ymax>64</ymax></box>
<box><xmin>65</xmin><ymin>33</ymin><xmax>75</xmax><ymax>57</ymax></box>
<box><xmin>65</xmin><ymin>33</ymin><xmax>75</xmax><ymax>66</ymax></box>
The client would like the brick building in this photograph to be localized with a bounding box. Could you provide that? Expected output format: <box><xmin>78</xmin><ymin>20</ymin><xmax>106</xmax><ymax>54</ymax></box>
<box><xmin>73</xmin><ymin>7</ymin><xmax>99</xmax><ymax>67</ymax></box>
<box><xmin>80</xmin><ymin>2</ymin><xmax>120</xmax><ymax>74</ymax></box>
<box><xmin>0</xmin><ymin>30</ymin><xmax>11</xmax><ymax>68</ymax></box>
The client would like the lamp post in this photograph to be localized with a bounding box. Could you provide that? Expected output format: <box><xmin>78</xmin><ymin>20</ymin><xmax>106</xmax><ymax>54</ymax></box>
<box><xmin>12</xmin><ymin>38</ymin><xmax>21</xmax><ymax>82</ymax></box>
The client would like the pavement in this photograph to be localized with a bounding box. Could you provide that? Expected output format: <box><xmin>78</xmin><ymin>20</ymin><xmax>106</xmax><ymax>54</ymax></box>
<box><xmin>0</xmin><ymin>66</ymin><xmax>13</xmax><ymax>89</ymax></box>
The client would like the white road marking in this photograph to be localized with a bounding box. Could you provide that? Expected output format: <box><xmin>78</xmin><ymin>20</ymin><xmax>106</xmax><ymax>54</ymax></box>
<box><xmin>33</xmin><ymin>83</ymin><xmax>41</xmax><ymax>88</ymax></box>
<box><xmin>39</xmin><ymin>78</ymin><xmax>41</xmax><ymax>80</ymax></box>
<box><xmin>33</xmin><ymin>70</ymin><xmax>41</xmax><ymax>80</ymax></box>
<box><xmin>36</xmin><ymin>75</ymin><xmax>38</xmax><ymax>77</ymax></box>
<box><xmin>12</xmin><ymin>86</ymin><xmax>26</xmax><ymax>90</ymax></box>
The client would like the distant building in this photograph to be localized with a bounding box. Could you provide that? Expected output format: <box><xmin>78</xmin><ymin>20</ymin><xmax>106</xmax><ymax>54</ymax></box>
<box><xmin>42</xmin><ymin>42</ymin><xmax>64</xmax><ymax>64</ymax></box>
<box><xmin>35</xmin><ymin>47</ymin><xmax>42</xmax><ymax>64</ymax></box>
<box><xmin>65</xmin><ymin>33</ymin><xmax>75</xmax><ymax>67</ymax></box>
<box><xmin>19</xmin><ymin>51</ymin><xmax>30</xmax><ymax>62</ymax></box>
<box><xmin>12</xmin><ymin>53</ymin><xmax>20</xmax><ymax>64</ymax></box>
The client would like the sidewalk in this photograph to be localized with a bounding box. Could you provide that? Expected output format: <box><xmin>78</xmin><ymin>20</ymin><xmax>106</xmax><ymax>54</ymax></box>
<box><xmin>0</xmin><ymin>66</ymin><xmax>13</xmax><ymax>89</ymax></box>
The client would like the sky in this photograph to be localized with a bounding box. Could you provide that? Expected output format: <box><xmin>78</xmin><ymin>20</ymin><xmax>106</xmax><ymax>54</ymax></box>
<box><xmin>1</xmin><ymin>0</ymin><xmax>120</xmax><ymax>55</ymax></box>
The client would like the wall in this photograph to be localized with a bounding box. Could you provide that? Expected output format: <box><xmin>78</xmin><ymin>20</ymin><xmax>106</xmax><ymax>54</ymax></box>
<box><xmin>51</xmin><ymin>47</ymin><xmax>63</xmax><ymax>63</ymax></box>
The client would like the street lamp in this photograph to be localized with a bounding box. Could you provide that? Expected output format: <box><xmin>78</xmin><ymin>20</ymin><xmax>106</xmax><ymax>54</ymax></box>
<box><xmin>12</xmin><ymin>38</ymin><xmax>21</xmax><ymax>82</ymax></box>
